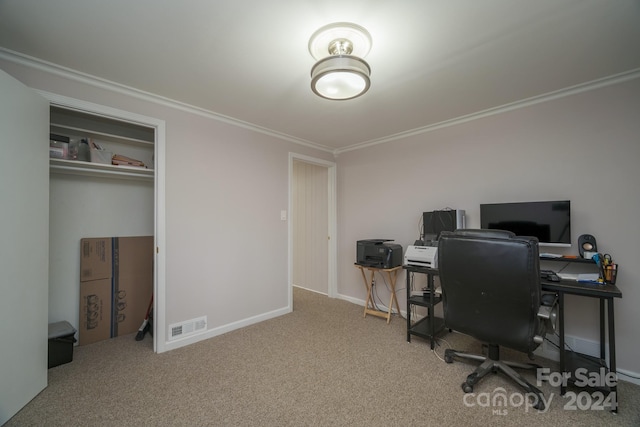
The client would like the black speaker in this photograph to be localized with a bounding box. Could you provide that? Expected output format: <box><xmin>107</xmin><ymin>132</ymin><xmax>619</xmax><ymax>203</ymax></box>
<box><xmin>578</xmin><ymin>234</ymin><xmax>598</xmax><ymax>258</ymax></box>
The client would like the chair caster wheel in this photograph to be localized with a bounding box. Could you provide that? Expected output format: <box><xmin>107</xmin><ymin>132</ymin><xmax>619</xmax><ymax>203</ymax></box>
<box><xmin>532</xmin><ymin>397</ymin><xmax>545</xmax><ymax>411</ymax></box>
<box><xmin>444</xmin><ymin>349</ymin><xmax>454</xmax><ymax>364</ymax></box>
<box><xmin>461</xmin><ymin>382</ymin><xmax>473</xmax><ymax>393</ymax></box>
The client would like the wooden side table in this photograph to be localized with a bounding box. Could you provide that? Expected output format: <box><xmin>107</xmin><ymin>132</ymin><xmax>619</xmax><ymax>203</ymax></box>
<box><xmin>354</xmin><ymin>264</ymin><xmax>402</xmax><ymax>323</ymax></box>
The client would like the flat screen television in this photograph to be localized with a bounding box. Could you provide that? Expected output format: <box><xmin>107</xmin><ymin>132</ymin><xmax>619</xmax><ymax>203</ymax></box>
<box><xmin>480</xmin><ymin>200</ymin><xmax>571</xmax><ymax>247</ymax></box>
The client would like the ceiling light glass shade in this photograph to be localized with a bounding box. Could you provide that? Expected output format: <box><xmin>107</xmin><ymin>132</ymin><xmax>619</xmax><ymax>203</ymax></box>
<box><xmin>308</xmin><ymin>22</ymin><xmax>372</xmax><ymax>100</ymax></box>
<box><xmin>310</xmin><ymin>55</ymin><xmax>371</xmax><ymax>100</ymax></box>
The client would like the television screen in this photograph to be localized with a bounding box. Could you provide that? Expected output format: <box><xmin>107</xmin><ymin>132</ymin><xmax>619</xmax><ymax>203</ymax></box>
<box><xmin>480</xmin><ymin>200</ymin><xmax>571</xmax><ymax>247</ymax></box>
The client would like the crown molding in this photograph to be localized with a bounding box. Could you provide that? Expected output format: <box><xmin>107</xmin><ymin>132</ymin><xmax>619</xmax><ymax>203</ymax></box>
<box><xmin>334</xmin><ymin>68</ymin><xmax>640</xmax><ymax>156</ymax></box>
<box><xmin>0</xmin><ymin>47</ymin><xmax>334</xmax><ymax>154</ymax></box>
<box><xmin>2</xmin><ymin>47</ymin><xmax>638</xmax><ymax>158</ymax></box>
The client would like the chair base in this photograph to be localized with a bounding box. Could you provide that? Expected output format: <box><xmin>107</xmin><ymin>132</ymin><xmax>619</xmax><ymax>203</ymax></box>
<box><xmin>444</xmin><ymin>347</ymin><xmax>546</xmax><ymax>410</ymax></box>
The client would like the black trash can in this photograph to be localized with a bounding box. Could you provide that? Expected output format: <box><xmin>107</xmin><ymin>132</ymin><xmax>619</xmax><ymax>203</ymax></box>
<box><xmin>48</xmin><ymin>321</ymin><xmax>77</xmax><ymax>368</ymax></box>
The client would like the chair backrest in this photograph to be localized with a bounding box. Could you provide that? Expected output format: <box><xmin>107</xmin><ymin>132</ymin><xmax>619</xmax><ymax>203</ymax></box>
<box><xmin>438</xmin><ymin>229</ymin><xmax>542</xmax><ymax>354</ymax></box>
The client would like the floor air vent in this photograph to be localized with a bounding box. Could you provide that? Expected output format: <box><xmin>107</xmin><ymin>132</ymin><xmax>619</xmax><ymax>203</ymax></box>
<box><xmin>168</xmin><ymin>316</ymin><xmax>207</xmax><ymax>341</ymax></box>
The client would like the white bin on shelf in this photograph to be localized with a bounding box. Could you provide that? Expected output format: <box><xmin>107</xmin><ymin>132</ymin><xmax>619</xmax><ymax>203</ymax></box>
<box><xmin>90</xmin><ymin>148</ymin><xmax>113</xmax><ymax>164</ymax></box>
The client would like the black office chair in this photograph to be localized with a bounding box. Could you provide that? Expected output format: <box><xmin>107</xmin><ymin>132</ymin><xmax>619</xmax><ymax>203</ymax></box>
<box><xmin>437</xmin><ymin>229</ymin><xmax>557</xmax><ymax>410</ymax></box>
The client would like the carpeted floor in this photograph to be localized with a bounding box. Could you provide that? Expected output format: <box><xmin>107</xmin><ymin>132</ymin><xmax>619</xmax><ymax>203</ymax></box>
<box><xmin>6</xmin><ymin>287</ymin><xmax>639</xmax><ymax>426</ymax></box>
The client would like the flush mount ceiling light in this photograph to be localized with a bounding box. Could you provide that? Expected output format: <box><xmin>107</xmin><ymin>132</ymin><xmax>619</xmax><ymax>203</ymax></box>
<box><xmin>309</xmin><ymin>22</ymin><xmax>372</xmax><ymax>100</ymax></box>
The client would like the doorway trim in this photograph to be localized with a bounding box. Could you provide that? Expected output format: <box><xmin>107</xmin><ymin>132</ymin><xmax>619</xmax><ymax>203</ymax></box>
<box><xmin>288</xmin><ymin>153</ymin><xmax>337</xmax><ymax>307</ymax></box>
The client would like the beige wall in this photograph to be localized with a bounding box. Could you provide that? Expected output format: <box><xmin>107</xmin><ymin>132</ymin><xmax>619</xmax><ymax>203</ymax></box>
<box><xmin>336</xmin><ymin>78</ymin><xmax>640</xmax><ymax>376</ymax></box>
<box><xmin>2</xmin><ymin>53</ymin><xmax>638</xmax><ymax>378</ymax></box>
<box><xmin>0</xmin><ymin>57</ymin><xmax>334</xmax><ymax>351</ymax></box>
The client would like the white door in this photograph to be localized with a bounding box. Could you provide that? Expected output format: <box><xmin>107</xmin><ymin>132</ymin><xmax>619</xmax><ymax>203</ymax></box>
<box><xmin>0</xmin><ymin>69</ymin><xmax>50</xmax><ymax>424</ymax></box>
<box><xmin>291</xmin><ymin>155</ymin><xmax>336</xmax><ymax>297</ymax></box>
<box><xmin>293</xmin><ymin>159</ymin><xmax>329</xmax><ymax>294</ymax></box>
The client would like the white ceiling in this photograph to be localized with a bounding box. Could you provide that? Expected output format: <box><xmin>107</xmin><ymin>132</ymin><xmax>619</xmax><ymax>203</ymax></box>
<box><xmin>1</xmin><ymin>0</ymin><xmax>639</xmax><ymax>153</ymax></box>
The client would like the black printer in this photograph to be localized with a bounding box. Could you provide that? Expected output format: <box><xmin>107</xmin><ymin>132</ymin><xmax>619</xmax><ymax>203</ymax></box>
<box><xmin>356</xmin><ymin>239</ymin><xmax>403</xmax><ymax>269</ymax></box>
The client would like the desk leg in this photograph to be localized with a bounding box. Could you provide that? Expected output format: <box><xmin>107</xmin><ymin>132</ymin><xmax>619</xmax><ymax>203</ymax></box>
<box><xmin>406</xmin><ymin>271</ymin><xmax>412</xmax><ymax>342</ymax></box>
<box><xmin>428</xmin><ymin>273</ymin><xmax>435</xmax><ymax>350</ymax></box>
<box><xmin>358</xmin><ymin>267</ymin><xmax>372</xmax><ymax>317</ymax></box>
<box><xmin>607</xmin><ymin>298</ymin><xmax>618</xmax><ymax>413</ymax></box>
<box><xmin>600</xmin><ymin>299</ymin><xmax>606</xmax><ymax>359</ymax></box>
<box><xmin>364</xmin><ymin>270</ymin><xmax>375</xmax><ymax>317</ymax></box>
<box><xmin>558</xmin><ymin>292</ymin><xmax>566</xmax><ymax>396</ymax></box>
<box><xmin>386</xmin><ymin>270</ymin><xmax>401</xmax><ymax>324</ymax></box>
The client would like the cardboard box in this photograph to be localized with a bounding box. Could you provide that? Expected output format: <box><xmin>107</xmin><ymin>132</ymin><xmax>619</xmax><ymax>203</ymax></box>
<box><xmin>111</xmin><ymin>236</ymin><xmax>154</xmax><ymax>337</ymax></box>
<box><xmin>48</xmin><ymin>321</ymin><xmax>77</xmax><ymax>368</ymax></box>
<box><xmin>80</xmin><ymin>238</ymin><xmax>112</xmax><ymax>282</ymax></box>
<box><xmin>78</xmin><ymin>278</ymin><xmax>112</xmax><ymax>345</ymax></box>
<box><xmin>78</xmin><ymin>236</ymin><xmax>153</xmax><ymax>344</ymax></box>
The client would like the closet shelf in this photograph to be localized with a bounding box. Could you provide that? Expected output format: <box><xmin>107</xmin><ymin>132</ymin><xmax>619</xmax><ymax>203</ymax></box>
<box><xmin>50</xmin><ymin>123</ymin><xmax>154</xmax><ymax>147</ymax></box>
<box><xmin>50</xmin><ymin>158</ymin><xmax>154</xmax><ymax>181</ymax></box>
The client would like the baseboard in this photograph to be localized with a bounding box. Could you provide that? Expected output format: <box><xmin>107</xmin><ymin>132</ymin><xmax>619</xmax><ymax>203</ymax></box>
<box><xmin>336</xmin><ymin>293</ymin><xmax>406</xmax><ymax>317</ymax></box>
<box><xmin>616</xmin><ymin>368</ymin><xmax>640</xmax><ymax>386</ymax></box>
<box><xmin>531</xmin><ymin>334</ymin><xmax>640</xmax><ymax>386</ymax></box>
<box><xmin>162</xmin><ymin>305</ymin><xmax>291</xmax><ymax>352</ymax></box>
<box><xmin>537</xmin><ymin>333</ymin><xmax>604</xmax><ymax>362</ymax></box>
<box><xmin>336</xmin><ymin>293</ymin><xmax>365</xmax><ymax>307</ymax></box>
<box><xmin>292</xmin><ymin>284</ymin><xmax>328</xmax><ymax>296</ymax></box>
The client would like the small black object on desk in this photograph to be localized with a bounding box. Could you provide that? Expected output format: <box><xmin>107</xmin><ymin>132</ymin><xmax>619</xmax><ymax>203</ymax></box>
<box><xmin>540</xmin><ymin>269</ymin><xmax>560</xmax><ymax>282</ymax></box>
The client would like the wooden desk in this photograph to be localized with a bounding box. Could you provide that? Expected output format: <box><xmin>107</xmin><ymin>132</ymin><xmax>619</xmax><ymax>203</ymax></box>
<box><xmin>354</xmin><ymin>264</ymin><xmax>402</xmax><ymax>323</ymax></box>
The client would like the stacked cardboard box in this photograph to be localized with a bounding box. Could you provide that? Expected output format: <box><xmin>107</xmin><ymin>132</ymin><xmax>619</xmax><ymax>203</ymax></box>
<box><xmin>79</xmin><ymin>238</ymin><xmax>112</xmax><ymax>345</ymax></box>
<box><xmin>79</xmin><ymin>236</ymin><xmax>153</xmax><ymax>345</ymax></box>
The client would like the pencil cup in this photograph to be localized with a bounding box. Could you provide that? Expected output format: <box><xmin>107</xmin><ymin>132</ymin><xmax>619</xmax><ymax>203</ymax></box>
<box><xmin>603</xmin><ymin>264</ymin><xmax>617</xmax><ymax>284</ymax></box>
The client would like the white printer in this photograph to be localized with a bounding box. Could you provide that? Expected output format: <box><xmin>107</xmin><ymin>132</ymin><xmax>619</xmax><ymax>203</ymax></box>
<box><xmin>404</xmin><ymin>245</ymin><xmax>438</xmax><ymax>269</ymax></box>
